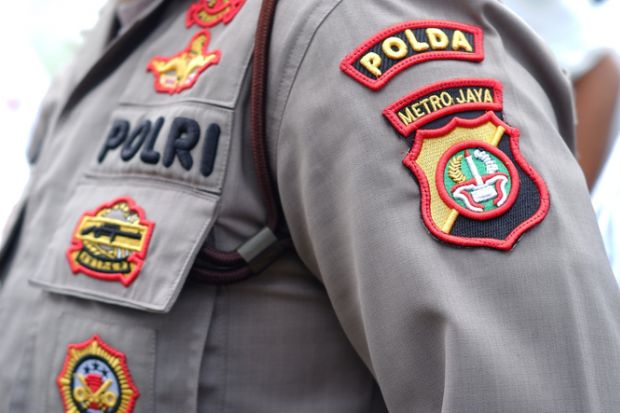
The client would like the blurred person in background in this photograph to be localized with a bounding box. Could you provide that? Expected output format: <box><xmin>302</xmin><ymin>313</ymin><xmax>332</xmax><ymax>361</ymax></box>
<box><xmin>504</xmin><ymin>0</ymin><xmax>620</xmax><ymax>282</ymax></box>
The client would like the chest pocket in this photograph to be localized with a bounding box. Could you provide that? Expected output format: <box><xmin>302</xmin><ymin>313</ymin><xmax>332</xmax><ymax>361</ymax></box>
<box><xmin>28</xmin><ymin>102</ymin><xmax>233</xmax><ymax>313</ymax></box>
<box><xmin>19</xmin><ymin>24</ymin><xmax>251</xmax><ymax>412</ymax></box>
<box><xmin>3</xmin><ymin>1</ymin><xmax>259</xmax><ymax>411</ymax></box>
<box><xmin>26</xmin><ymin>0</ymin><xmax>260</xmax><ymax>313</ymax></box>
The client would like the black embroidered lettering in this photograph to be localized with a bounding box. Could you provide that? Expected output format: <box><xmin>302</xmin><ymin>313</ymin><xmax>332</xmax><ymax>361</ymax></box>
<box><xmin>98</xmin><ymin>115</ymin><xmax>220</xmax><ymax>177</ymax></box>
<box><xmin>163</xmin><ymin>117</ymin><xmax>200</xmax><ymax>170</ymax></box>
<box><xmin>121</xmin><ymin>120</ymin><xmax>151</xmax><ymax>161</ymax></box>
<box><xmin>98</xmin><ymin>119</ymin><xmax>129</xmax><ymax>163</ymax></box>
<box><xmin>201</xmin><ymin>123</ymin><xmax>220</xmax><ymax>177</ymax></box>
<box><xmin>140</xmin><ymin>117</ymin><xmax>164</xmax><ymax>165</ymax></box>
<box><xmin>341</xmin><ymin>21</ymin><xmax>484</xmax><ymax>90</ymax></box>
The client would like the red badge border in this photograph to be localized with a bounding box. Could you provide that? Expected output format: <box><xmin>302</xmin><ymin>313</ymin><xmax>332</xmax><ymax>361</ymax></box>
<box><xmin>403</xmin><ymin>111</ymin><xmax>549</xmax><ymax>250</ymax></box>
<box><xmin>146</xmin><ymin>30</ymin><xmax>222</xmax><ymax>95</ymax></box>
<box><xmin>341</xmin><ymin>20</ymin><xmax>484</xmax><ymax>91</ymax></box>
<box><xmin>185</xmin><ymin>0</ymin><xmax>246</xmax><ymax>28</ymax></box>
<box><xmin>435</xmin><ymin>140</ymin><xmax>521</xmax><ymax>220</ymax></box>
<box><xmin>384</xmin><ymin>78</ymin><xmax>503</xmax><ymax>137</ymax></box>
<box><xmin>57</xmin><ymin>335</ymin><xmax>140</xmax><ymax>413</ymax></box>
<box><xmin>66</xmin><ymin>196</ymin><xmax>155</xmax><ymax>287</ymax></box>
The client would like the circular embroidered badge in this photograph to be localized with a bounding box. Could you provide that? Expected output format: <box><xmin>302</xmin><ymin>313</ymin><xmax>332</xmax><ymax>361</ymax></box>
<box><xmin>57</xmin><ymin>335</ymin><xmax>139</xmax><ymax>413</ymax></box>
<box><xmin>66</xmin><ymin>197</ymin><xmax>154</xmax><ymax>287</ymax></box>
<box><xmin>437</xmin><ymin>141</ymin><xmax>520</xmax><ymax>220</ymax></box>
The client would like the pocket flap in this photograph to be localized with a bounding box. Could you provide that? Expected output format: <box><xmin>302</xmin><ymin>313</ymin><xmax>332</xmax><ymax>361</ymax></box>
<box><xmin>29</xmin><ymin>177</ymin><xmax>217</xmax><ymax>312</ymax></box>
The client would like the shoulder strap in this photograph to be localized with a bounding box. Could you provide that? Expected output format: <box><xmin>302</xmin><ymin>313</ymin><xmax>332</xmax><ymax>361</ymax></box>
<box><xmin>191</xmin><ymin>0</ymin><xmax>291</xmax><ymax>284</ymax></box>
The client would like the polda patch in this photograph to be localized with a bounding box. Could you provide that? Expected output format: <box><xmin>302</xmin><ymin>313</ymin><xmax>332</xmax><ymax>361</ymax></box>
<box><xmin>66</xmin><ymin>197</ymin><xmax>154</xmax><ymax>287</ymax></box>
<box><xmin>384</xmin><ymin>80</ymin><xmax>549</xmax><ymax>250</ymax></box>
<box><xmin>147</xmin><ymin>30</ymin><xmax>221</xmax><ymax>94</ymax></box>
<box><xmin>341</xmin><ymin>20</ymin><xmax>484</xmax><ymax>90</ymax></box>
<box><xmin>57</xmin><ymin>335</ymin><xmax>139</xmax><ymax>413</ymax></box>
<box><xmin>186</xmin><ymin>0</ymin><xmax>245</xmax><ymax>28</ymax></box>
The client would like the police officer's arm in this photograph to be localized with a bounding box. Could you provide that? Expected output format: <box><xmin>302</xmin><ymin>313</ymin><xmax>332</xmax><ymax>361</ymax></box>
<box><xmin>269</xmin><ymin>0</ymin><xmax>620</xmax><ymax>411</ymax></box>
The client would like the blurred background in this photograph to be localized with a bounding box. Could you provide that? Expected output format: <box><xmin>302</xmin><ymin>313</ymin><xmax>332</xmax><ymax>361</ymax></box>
<box><xmin>1</xmin><ymin>0</ymin><xmax>619</xmax><ymax>283</ymax></box>
<box><xmin>0</xmin><ymin>0</ymin><xmax>107</xmax><ymax>222</ymax></box>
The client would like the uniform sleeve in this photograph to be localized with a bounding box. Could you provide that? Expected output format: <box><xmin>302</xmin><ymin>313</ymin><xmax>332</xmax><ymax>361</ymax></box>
<box><xmin>271</xmin><ymin>0</ymin><xmax>620</xmax><ymax>411</ymax></box>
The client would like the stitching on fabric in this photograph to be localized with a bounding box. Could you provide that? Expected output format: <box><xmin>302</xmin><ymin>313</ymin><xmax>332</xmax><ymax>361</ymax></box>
<box><xmin>147</xmin><ymin>30</ymin><xmax>222</xmax><ymax>95</ymax></box>
<box><xmin>82</xmin><ymin>172</ymin><xmax>220</xmax><ymax>196</ymax></box>
<box><xmin>221</xmin><ymin>287</ymin><xmax>231</xmax><ymax>413</ymax></box>
<box><xmin>404</xmin><ymin>111</ymin><xmax>549</xmax><ymax>250</ymax></box>
<box><xmin>56</xmin><ymin>335</ymin><xmax>140</xmax><ymax>413</ymax></box>
<box><xmin>41</xmin><ymin>177</ymin><xmax>219</xmax><ymax>310</ymax></box>
<box><xmin>201</xmin><ymin>123</ymin><xmax>221</xmax><ymax>177</ymax></box>
<box><xmin>340</xmin><ymin>20</ymin><xmax>484</xmax><ymax>91</ymax></box>
<box><xmin>435</xmin><ymin>136</ymin><xmax>520</xmax><ymax>220</ymax></box>
<box><xmin>66</xmin><ymin>197</ymin><xmax>156</xmax><ymax>287</ymax></box>
<box><xmin>121</xmin><ymin>120</ymin><xmax>152</xmax><ymax>162</ymax></box>
<box><xmin>383</xmin><ymin>78</ymin><xmax>503</xmax><ymax>136</ymax></box>
<box><xmin>273</xmin><ymin>0</ymin><xmax>347</xmax><ymax>172</ymax></box>
<box><xmin>434</xmin><ymin>139</ymin><xmax>520</xmax><ymax>221</ymax></box>
<box><xmin>162</xmin><ymin>117</ymin><xmax>202</xmax><ymax>170</ymax></box>
<box><xmin>185</xmin><ymin>0</ymin><xmax>247</xmax><ymax>28</ymax></box>
<box><xmin>147</xmin><ymin>332</ymin><xmax>156</xmax><ymax>413</ymax></box>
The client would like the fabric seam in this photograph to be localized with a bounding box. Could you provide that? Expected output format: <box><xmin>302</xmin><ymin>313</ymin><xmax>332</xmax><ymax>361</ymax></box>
<box><xmin>272</xmin><ymin>0</ymin><xmax>347</xmax><ymax>171</ymax></box>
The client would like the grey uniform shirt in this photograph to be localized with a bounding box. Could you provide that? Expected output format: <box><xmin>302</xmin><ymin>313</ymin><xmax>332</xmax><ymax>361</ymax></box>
<box><xmin>0</xmin><ymin>0</ymin><xmax>619</xmax><ymax>412</ymax></box>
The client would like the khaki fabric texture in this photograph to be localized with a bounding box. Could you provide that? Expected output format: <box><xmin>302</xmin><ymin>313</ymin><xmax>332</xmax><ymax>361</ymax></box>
<box><xmin>0</xmin><ymin>0</ymin><xmax>619</xmax><ymax>412</ymax></box>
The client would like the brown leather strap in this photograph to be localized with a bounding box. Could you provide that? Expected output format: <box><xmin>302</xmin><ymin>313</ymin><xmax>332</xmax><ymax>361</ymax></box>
<box><xmin>191</xmin><ymin>0</ymin><xmax>289</xmax><ymax>284</ymax></box>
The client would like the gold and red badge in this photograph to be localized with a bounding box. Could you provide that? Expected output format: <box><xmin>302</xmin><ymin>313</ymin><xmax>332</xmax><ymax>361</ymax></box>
<box><xmin>66</xmin><ymin>197</ymin><xmax>154</xmax><ymax>287</ymax></box>
<box><xmin>57</xmin><ymin>335</ymin><xmax>139</xmax><ymax>413</ymax></box>
<box><xmin>341</xmin><ymin>20</ymin><xmax>484</xmax><ymax>90</ymax></box>
<box><xmin>384</xmin><ymin>79</ymin><xmax>549</xmax><ymax>250</ymax></box>
<box><xmin>147</xmin><ymin>30</ymin><xmax>221</xmax><ymax>94</ymax></box>
<box><xmin>147</xmin><ymin>0</ymin><xmax>246</xmax><ymax>94</ymax></box>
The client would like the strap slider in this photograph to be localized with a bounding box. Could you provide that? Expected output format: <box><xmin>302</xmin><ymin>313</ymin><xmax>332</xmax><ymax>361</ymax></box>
<box><xmin>236</xmin><ymin>227</ymin><xmax>283</xmax><ymax>273</ymax></box>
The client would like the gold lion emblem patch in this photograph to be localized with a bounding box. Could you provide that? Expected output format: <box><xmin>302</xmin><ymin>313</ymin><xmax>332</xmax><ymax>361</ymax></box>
<box><xmin>147</xmin><ymin>30</ymin><xmax>221</xmax><ymax>94</ymax></box>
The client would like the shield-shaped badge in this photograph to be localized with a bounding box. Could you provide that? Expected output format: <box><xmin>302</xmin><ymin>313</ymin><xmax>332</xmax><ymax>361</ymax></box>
<box><xmin>403</xmin><ymin>111</ymin><xmax>548</xmax><ymax>249</ymax></box>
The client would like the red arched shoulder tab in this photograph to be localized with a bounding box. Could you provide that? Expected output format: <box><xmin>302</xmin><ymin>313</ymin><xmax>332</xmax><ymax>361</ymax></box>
<box><xmin>383</xmin><ymin>78</ymin><xmax>503</xmax><ymax>136</ymax></box>
<box><xmin>340</xmin><ymin>20</ymin><xmax>484</xmax><ymax>91</ymax></box>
